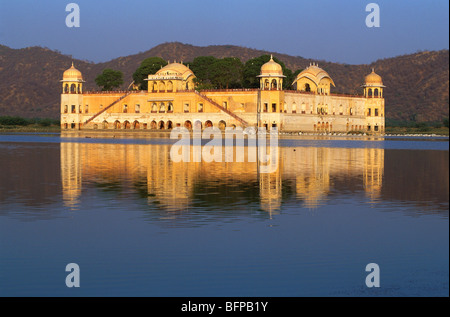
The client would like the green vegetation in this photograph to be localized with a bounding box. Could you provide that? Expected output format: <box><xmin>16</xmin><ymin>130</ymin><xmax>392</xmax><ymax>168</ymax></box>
<box><xmin>385</xmin><ymin>117</ymin><xmax>449</xmax><ymax>135</ymax></box>
<box><xmin>0</xmin><ymin>116</ymin><xmax>60</xmax><ymax>131</ymax></box>
<box><xmin>187</xmin><ymin>54</ymin><xmax>303</xmax><ymax>90</ymax></box>
<box><xmin>132</xmin><ymin>57</ymin><xmax>168</xmax><ymax>90</ymax></box>
<box><xmin>95</xmin><ymin>68</ymin><xmax>124</xmax><ymax>91</ymax></box>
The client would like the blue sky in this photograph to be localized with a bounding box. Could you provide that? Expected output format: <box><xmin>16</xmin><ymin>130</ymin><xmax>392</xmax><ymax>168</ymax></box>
<box><xmin>0</xmin><ymin>0</ymin><xmax>448</xmax><ymax>64</ymax></box>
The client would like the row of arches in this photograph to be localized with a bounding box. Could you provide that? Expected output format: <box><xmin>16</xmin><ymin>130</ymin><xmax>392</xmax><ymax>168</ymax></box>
<box><xmin>314</xmin><ymin>122</ymin><xmax>333</xmax><ymax>132</ymax></box>
<box><xmin>63</xmin><ymin>83</ymin><xmax>82</xmax><ymax>94</ymax></box>
<box><xmin>286</xmin><ymin>102</ymin><xmax>354</xmax><ymax>115</ymax></box>
<box><xmin>92</xmin><ymin>119</ymin><xmax>230</xmax><ymax>131</ymax></box>
<box><xmin>151</xmin><ymin>102</ymin><xmax>174</xmax><ymax>113</ymax></box>
<box><xmin>151</xmin><ymin>81</ymin><xmax>174</xmax><ymax>93</ymax></box>
<box><xmin>364</xmin><ymin>87</ymin><xmax>383</xmax><ymax>98</ymax></box>
<box><xmin>262</xmin><ymin>78</ymin><xmax>282</xmax><ymax>90</ymax></box>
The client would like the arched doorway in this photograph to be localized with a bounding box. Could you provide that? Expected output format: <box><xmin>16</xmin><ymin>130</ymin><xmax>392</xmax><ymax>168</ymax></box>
<box><xmin>205</xmin><ymin>120</ymin><xmax>213</xmax><ymax>128</ymax></box>
<box><xmin>150</xmin><ymin>120</ymin><xmax>157</xmax><ymax>129</ymax></box>
<box><xmin>218</xmin><ymin>120</ymin><xmax>226</xmax><ymax>131</ymax></box>
<box><xmin>158</xmin><ymin>120</ymin><xmax>165</xmax><ymax>129</ymax></box>
<box><xmin>103</xmin><ymin>121</ymin><xmax>108</xmax><ymax>129</ymax></box>
<box><xmin>133</xmin><ymin>121</ymin><xmax>140</xmax><ymax>130</ymax></box>
<box><xmin>124</xmin><ymin>121</ymin><xmax>131</xmax><ymax>129</ymax></box>
<box><xmin>184</xmin><ymin>120</ymin><xmax>192</xmax><ymax>130</ymax></box>
<box><xmin>166</xmin><ymin>121</ymin><xmax>173</xmax><ymax>130</ymax></box>
<box><xmin>114</xmin><ymin>121</ymin><xmax>121</xmax><ymax>129</ymax></box>
<box><xmin>194</xmin><ymin>120</ymin><xmax>202</xmax><ymax>130</ymax></box>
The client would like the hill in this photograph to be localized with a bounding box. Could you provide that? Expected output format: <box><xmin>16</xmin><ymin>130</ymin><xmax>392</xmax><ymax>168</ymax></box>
<box><xmin>0</xmin><ymin>42</ymin><xmax>448</xmax><ymax>121</ymax></box>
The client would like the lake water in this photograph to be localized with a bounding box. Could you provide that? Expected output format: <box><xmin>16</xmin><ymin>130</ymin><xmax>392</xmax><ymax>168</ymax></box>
<box><xmin>0</xmin><ymin>132</ymin><xmax>448</xmax><ymax>297</ymax></box>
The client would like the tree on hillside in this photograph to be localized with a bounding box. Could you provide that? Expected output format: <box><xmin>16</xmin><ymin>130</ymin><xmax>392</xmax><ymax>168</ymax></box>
<box><xmin>189</xmin><ymin>56</ymin><xmax>244</xmax><ymax>89</ymax></box>
<box><xmin>189</xmin><ymin>56</ymin><xmax>219</xmax><ymax>89</ymax></box>
<box><xmin>209</xmin><ymin>57</ymin><xmax>244</xmax><ymax>89</ymax></box>
<box><xmin>132</xmin><ymin>57</ymin><xmax>168</xmax><ymax>90</ymax></box>
<box><xmin>95</xmin><ymin>68</ymin><xmax>124</xmax><ymax>91</ymax></box>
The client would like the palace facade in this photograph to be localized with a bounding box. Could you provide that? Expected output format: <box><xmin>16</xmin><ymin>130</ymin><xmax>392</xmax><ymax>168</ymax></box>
<box><xmin>60</xmin><ymin>56</ymin><xmax>385</xmax><ymax>133</ymax></box>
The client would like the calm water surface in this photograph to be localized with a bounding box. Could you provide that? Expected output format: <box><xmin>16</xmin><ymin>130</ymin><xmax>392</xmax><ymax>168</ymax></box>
<box><xmin>0</xmin><ymin>133</ymin><xmax>448</xmax><ymax>296</ymax></box>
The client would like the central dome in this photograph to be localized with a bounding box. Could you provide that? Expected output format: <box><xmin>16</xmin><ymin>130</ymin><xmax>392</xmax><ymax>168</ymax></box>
<box><xmin>260</xmin><ymin>55</ymin><xmax>284</xmax><ymax>76</ymax></box>
<box><xmin>155</xmin><ymin>61</ymin><xmax>194</xmax><ymax>80</ymax></box>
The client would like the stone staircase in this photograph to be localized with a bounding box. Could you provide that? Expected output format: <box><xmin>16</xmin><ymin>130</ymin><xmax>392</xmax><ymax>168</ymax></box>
<box><xmin>84</xmin><ymin>91</ymin><xmax>132</xmax><ymax>125</ymax></box>
<box><xmin>193</xmin><ymin>90</ymin><xmax>250</xmax><ymax>127</ymax></box>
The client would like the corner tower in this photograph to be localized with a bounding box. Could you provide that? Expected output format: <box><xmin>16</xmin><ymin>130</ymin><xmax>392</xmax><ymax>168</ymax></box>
<box><xmin>363</xmin><ymin>68</ymin><xmax>385</xmax><ymax>133</ymax></box>
<box><xmin>61</xmin><ymin>63</ymin><xmax>85</xmax><ymax>129</ymax></box>
<box><xmin>257</xmin><ymin>55</ymin><xmax>285</xmax><ymax>90</ymax></box>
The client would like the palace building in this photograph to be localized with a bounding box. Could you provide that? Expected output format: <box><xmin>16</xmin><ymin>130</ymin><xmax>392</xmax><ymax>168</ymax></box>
<box><xmin>60</xmin><ymin>56</ymin><xmax>385</xmax><ymax>133</ymax></box>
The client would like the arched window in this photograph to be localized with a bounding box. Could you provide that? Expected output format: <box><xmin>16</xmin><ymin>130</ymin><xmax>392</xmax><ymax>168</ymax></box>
<box><xmin>271</xmin><ymin>79</ymin><xmax>277</xmax><ymax>90</ymax></box>
<box><xmin>167</xmin><ymin>102</ymin><xmax>173</xmax><ymax>112</ymax></box>
<box><xmin>304</xmin><ymin>83</ymin><xmax>311</xmax><ymax>92</ymax></box>
<box><xmin>159</xmin><ymin>103</ymin><xmax>165</xmax><ymax>112</ymax></box>
<box><xmin>152</xmin><ymin>103</ymin><xmax>157</xmax><ymax>112</ymax></box>
<box><xmin>135</xmin><ymin>104</ymin><xmax>140</xmax><ymax>113</ymax></box>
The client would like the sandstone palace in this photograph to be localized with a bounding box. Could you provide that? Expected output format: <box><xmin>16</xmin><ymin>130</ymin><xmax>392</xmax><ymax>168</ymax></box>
<box><xmin>60</xmin><ymin>56</ymin><xmax>385</xmax><ymax>133</ymax></box>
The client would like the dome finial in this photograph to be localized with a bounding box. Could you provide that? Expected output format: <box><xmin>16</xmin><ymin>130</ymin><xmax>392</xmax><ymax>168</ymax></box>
<box><xmin>270</xmin><ymin>54</ymin><xmax>273</xmax><ymax>60</ymax></box>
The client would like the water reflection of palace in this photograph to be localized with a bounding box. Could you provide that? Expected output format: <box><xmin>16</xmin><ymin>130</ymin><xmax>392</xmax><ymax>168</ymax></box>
<box><xmin>61</xmin><ymin>142</ymin><xmax>384</xmax><ymax>214</ymax></box>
